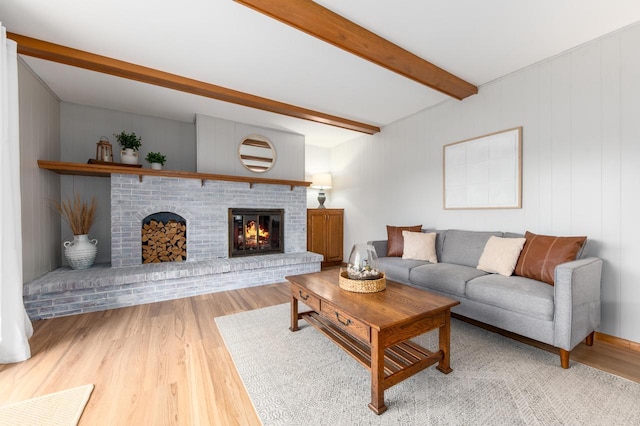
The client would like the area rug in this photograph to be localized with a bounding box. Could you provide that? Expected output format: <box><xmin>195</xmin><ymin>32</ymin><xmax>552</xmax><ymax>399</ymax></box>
<box><xmin>216</xmin><ymin>303</ymin><xmax>640</xmax><ymax>425</ymax></box>
<box><xmin>0</xmin><ymin>384</ymin><xmax>94</xmax><ymax>426</ymax></box>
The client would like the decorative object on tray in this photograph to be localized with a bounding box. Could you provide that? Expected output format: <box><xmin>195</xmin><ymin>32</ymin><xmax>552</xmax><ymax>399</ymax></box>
<box><xmin>145</xmin><ymin>151</ymin><xmax>166</xmax><ymax>170</ymax></box>
<box><xmin>339</xmin><ymin>244</ymin><xmax>386</xmax><ymax>293</ymax></box>
<box><xmin>114</xmin><ymin>131</ymin><xmax>142</xmax><ymax>164</ymax></box>
<box><xmin>53</xmin><ymin>193</ymin><xmax>98</xmax><ymax>270</ymax></box>
<box><xmin>95</xmin><ymin>136</ymin><xmax>113</xmax><ymax>162</ymax></box>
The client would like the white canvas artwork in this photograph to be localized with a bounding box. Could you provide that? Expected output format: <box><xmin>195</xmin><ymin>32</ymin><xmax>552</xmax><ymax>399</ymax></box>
<box><xmin>443</xmin><ymin>127</ymin><xmax>522</xmax><ymax>209</ymax></box>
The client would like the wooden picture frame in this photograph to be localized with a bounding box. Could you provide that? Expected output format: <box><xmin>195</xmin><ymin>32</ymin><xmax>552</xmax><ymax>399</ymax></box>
<box><xmin>443</xmin><ymin>127</ymin><xmax>522</xmax><ymax>209</ymax></box>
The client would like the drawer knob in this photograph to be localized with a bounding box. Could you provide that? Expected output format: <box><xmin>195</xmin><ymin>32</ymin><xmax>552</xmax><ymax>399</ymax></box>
<box><xmin>298</xmin><ymin>290</ymin><xmax>310</xmax><ymax>301</ymax></box>
<box><xmin>335</xmin><ymin>312</ymin><xmax>352</xmax><ymax>326</ymax></box>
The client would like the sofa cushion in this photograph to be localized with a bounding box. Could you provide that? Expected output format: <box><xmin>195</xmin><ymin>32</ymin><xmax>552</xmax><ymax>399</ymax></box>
<box><xmin>402</xmin><ymin>231</ymin><xmax>438</xmax><ymax>263</ymax></box>
<box><xmin>477</xmin><ymin>236</ymin><xmax>526</xmax><ymax>276</ymax></box>
<box><xmin>386</xmin><ymin>225</ymin><xmax>422</xmax><ymax>257</ymax></box>
<box><xmin>440</xmin><ymin>230</ymin><xmax>503</xmax><ymax>267</ymax></box>
<box><xmin>424</xmin><ymin>229</ymin><xmax>447</xmax><ymax>262</ymax></box>
<box><xmin>409</xmin><ymin>263</ymin><xmax>488</xmax><ymax>297</ymax></box>
<box><xmin>465</xmin><ymin>274</ymin><xmax>555</xmax><ymax>321</ymax></box>
<box><xmin>514</xmin><ymin>231</ymin><xmax>587</xmax><ymax>285</ymax></box>
<box><xmin>378</xmin><ymin>257</ymin><xmax>428</xmax><ymax>283</ymax></box>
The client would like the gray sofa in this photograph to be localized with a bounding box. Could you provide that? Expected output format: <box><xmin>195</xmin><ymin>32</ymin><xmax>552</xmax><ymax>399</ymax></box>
<box><xmin>369</xmin><ymin>229</ymin><xmax>602</xmax><ymax>368</ymax></box>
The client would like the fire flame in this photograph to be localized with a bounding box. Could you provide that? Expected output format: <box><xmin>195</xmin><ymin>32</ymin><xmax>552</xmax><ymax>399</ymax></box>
<box><xmin>245</xmin><ymin>220</ymin><xmax>269</xmax><ymax>243</ymax></box>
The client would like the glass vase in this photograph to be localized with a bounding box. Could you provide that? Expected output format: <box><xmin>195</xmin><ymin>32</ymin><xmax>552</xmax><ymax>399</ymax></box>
<box><xmin>346</xmin><ymin>244</ymin><xmax>382</xmax><ymax>280</ymax></box>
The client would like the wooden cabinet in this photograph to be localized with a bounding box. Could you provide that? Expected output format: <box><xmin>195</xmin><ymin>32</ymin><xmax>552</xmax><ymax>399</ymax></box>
<box><xmin>307</xmin><ymin>209</ymin><xmax>344</xmax><ymax>267</ymax></box>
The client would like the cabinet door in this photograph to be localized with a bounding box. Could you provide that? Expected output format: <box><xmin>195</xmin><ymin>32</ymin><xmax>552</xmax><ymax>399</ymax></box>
<box><xmin>325</xmin><ymin>211</ymin><xmax>343</xmax><ymax>263</ymax></box>
<box><xmin>307</xmin><ymin>212</ymin><xmax>327</xmax><ymax>255</ymax></box>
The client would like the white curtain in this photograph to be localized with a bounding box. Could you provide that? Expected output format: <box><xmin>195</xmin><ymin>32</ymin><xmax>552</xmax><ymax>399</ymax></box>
<box><xmin>0</xmin><ymin>23</ymin><xmax>32</xmax><ymax>363</ymax></box>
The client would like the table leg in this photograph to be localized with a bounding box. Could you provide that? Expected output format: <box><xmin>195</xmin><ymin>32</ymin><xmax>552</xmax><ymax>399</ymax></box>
<box><xmin>289</xmin><ymin>295</ymin><xmax>299</xmax><ymax>332</ymax></box>
<box><xmin>368</xmin><ymin>328</ymin><xmax>388</xmax><ymax>414</ymax></box>
<box><xmin>436</xmin><ymin>308</ymin><xmax>453</xmax><ymax>374</ymax></box>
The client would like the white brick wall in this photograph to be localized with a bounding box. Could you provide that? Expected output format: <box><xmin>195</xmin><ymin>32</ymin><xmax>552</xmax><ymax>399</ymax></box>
<box><xmin>111</xmin><ymin>174</ymin><xmax>308</xmax><ymax>267</ymax></box>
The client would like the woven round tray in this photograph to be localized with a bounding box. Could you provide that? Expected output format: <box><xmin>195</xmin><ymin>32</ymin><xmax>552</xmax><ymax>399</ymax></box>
<box><xmin>339</xmin><ymin>271</ymin><xmax>386</xmax><ymax>293</ymax></box>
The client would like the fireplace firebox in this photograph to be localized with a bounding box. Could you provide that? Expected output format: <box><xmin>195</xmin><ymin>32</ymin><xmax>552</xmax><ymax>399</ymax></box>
<box><xmin>229</xmin><ymin>208</ymin><xmax>284</xmax><ymax>257</ymax></box>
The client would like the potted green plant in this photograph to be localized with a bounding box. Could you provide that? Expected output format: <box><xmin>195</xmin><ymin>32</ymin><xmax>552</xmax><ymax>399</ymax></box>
<box><xmin>145</xmin><ymin>151</ymin><xmax>167</xmax><ymax>170</ymax></box>
<box><xmin>114</xmin><ymin>131</ymin><xmax>142</xmax><ymax>164</ymax></box>
<box><xmin>53</xmin><ymin>194</ymin><xmax>98</xmax><ymax>270</ymax></box>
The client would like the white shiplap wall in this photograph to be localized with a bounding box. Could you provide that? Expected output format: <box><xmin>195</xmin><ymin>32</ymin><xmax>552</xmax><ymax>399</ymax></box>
<box><xmin>305</xmin><ymin>144</ymin><xmax>331</xmax><ymax>208</ymax></box>
<box><xmin>59</xmin><ymin>103</ymin><xmax>196</xmax><ymax>264</ymax></box>
<box><xmin>331</xmin><ymin>23</ymin><xmax>640</xmax><ymax>342</ymax></box>
<box><xmin>196</xmin><ymin>114</ymin><xmax>305</xmax><ymax>181</ymax></box>
<box><xmin>18</xmin><ymin>60</ymin><xmax>61</xmax><ymax>282</ymax></box>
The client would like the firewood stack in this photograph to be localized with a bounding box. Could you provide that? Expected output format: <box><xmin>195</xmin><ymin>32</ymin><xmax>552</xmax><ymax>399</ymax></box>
<box><xmin>142</xmin><ymin>220</ymin><xmax>186</xmax><ymax>263</ymax></box>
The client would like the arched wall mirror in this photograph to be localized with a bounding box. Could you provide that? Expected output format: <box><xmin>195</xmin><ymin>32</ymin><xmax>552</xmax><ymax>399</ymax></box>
<box><xmin>238</xmin><ymin>135</ymin><xmax>276</xmax><ymax>173</ymax></box>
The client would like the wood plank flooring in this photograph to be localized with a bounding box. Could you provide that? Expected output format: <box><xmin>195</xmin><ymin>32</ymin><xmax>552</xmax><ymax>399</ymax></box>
<box><xmin>1</xmin><ymin>282</ymin><xmax>639</xmax><ymax>425</ymax></box>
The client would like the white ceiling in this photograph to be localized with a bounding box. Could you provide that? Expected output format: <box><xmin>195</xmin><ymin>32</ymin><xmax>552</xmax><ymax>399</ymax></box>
<box><xmin>2</xmin><ymin>0</ymin><xmax>640</xmax><ymax>147</ymax></box>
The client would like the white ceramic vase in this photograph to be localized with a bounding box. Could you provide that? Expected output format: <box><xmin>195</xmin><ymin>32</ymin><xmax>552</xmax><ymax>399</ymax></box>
<box><xmin>120</xmin><ymin>148</ymin><xmax>139</xmax><ymax>164</ymax></box>
<box><xmin>64</xmin><ymin>234</ymin><xmax>98</xmax><ymax>270</ymax></box>
<box><xmin>150</xmin><ymin>162</ymin><xmax>162</xmax><ymax>170</ymax></box>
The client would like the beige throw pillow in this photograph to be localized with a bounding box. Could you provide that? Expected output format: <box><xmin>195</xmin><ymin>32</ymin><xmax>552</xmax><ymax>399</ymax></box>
<box><xmin>402</xmin><ymin>231</ymin><xmax>438</xmax><ymax>263</ymax></box>
<box><xmin>477</xmin><ymin>236</ymin><xmax>526</xmax><ymax>277</ymax></box>
<box><xmin>387</xmin><ymin>225</ymin><xmax>422</xmax><ymax>256</ymax></box>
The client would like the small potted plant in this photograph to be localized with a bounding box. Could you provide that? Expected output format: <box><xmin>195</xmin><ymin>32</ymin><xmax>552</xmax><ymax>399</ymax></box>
<box><xmin>145</xmin><ymin>151</ymin><xmax>167</xmax><ymax>170</ymax></box>
<box><xmin>114</xmin><ymin>131</ymin><xmax>142</xmax><ymax>164</ymax></box>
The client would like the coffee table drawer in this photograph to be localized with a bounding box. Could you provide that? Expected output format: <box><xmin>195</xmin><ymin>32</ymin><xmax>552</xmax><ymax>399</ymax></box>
<box><xmin>321</xmin><ymin>302</ymin><xmax>370</xmax><ymax>342</ymax></box>
<box><xmin>291</xmin><ymin>283</ymin><xmax>320</xmax><ymax>311</ymax></box>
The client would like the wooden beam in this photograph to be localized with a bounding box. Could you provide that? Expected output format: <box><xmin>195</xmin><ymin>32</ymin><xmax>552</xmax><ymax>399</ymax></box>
<box><xmin>8</xmin><ymin>32</ymin><xmax>380</xmax><ymax>135</ymax></box>
<box><xmin>235</xmin><ymin>0</ymin><xmax>478</xmax><ymax>100</ymax></box>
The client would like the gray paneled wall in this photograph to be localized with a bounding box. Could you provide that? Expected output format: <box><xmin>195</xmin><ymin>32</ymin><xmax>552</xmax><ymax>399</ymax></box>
<box><xmin>196</xmin><ymin>114</ymin><xmax>305</xmax><ymax>180</ymax></box>
<box><xmin>331</xmin><ymin>22</ymin><xmax>640</xmax><ymax>343</ymax></box>
<box><xmin>59</xmin><ymin>103</ymin><xmax>196</xmax><ymax>264</ymax></box>
<box><xmin>18</xmin><ymin>60</ymin><xmax>61</xmax><ymax>283</ymax></box>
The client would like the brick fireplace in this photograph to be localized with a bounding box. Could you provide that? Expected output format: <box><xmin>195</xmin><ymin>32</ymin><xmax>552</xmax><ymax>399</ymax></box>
<box><xmin>23</xmin><ymin>173</ymin><xmax>321</xmax><ymax>320</ymax></box>
<box><xmin>111</xmin><ymin>174</ymin><xmax>307</xmax><ymax>267</ymax></box>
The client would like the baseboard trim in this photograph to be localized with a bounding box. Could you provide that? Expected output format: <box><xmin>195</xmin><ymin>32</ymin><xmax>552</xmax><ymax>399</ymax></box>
<box><xmin>595</xmin><ymin>332</ymin><xmax>640</xmax><ymax>353</ymax></box>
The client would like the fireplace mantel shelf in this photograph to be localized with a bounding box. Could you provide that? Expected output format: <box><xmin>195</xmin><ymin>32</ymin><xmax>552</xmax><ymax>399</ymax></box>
<box><xmin>38</xmin><ymin>160</ymin><xmax>311</xmax><ymax>190</ymax></box>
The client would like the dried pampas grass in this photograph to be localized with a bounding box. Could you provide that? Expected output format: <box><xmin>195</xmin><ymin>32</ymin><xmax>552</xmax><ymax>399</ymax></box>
<box><xmin>54</xmin><ymin>194</ymin><xmax>97</xmax><ymax>235</ymax></box>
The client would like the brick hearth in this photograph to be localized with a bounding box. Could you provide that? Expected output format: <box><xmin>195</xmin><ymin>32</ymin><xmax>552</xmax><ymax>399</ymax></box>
<box><xmin>24</xmin><ymin>173</ymin><xmax>321</xmax><ymax>320</ymax></box>
<box><xmin>23</xmin><ymin>252</ymin><xmax>321</xmax><ymax>320</ymax></box>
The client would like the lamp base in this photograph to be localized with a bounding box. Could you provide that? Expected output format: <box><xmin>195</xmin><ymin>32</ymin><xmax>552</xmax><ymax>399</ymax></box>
<box><xmin>317</xmin><ymin>192</ymin><xmax>326</xmax><ymax>209</ymax></box>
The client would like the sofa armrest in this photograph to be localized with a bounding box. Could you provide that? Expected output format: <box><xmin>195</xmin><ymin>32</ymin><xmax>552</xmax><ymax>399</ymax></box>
<box><xmin>553</xmin><ymin>257</ymin><xmax>603</xmax><ymax>350</ymax></box>
<box><xmin>367</xmin><ymin>240</ymin><xmax>388</xmax><ymax>258</ymax></box>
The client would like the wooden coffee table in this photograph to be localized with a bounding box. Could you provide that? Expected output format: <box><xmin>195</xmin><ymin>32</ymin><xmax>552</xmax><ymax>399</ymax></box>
<box><xmin>287</xmin><ymin>269</ymin><xmax>460</xmax><ymax>414</ymax></box>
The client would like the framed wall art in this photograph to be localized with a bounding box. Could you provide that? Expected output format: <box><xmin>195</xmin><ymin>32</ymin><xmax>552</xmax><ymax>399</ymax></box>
<box><xmin>443</xmin><ymin>127</ymin><xmax>522</xmax><ymax>209</ymax></box>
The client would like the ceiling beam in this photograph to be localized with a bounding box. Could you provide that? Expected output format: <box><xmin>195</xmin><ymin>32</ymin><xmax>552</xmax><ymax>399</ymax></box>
<box><xmin>235</xmin><ymin>0</ymin><xmax>478</xmax><ymax>100</ymax></box>
<box><xmin>8</xmin><ymin>32</ymin><xmax>380</xmax><ymax>135</ymax></box>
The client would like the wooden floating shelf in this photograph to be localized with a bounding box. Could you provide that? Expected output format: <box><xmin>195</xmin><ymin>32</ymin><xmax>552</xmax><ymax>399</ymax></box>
<box><xmin>37</xmin><ymin>160</ymin><xmax>311</xmax><ymax>190</ymax></box>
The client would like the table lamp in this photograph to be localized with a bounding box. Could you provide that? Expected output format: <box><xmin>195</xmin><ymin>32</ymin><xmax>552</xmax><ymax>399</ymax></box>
<box><xmin>311</xmin><ymin>173</ymin><xmax>332</xmax><ymax>209</ymax></box>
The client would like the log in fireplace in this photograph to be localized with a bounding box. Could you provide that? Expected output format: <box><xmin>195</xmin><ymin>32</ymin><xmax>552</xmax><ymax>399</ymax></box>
<box><xmin>229</xmin><ymin>208</ymin><xmax>284</xmax><ymax>257</ymax></box>
<box><xmin>142</xmin><ymin>212</ymin><xmax>187</xmax><ymax>263</ymax></box>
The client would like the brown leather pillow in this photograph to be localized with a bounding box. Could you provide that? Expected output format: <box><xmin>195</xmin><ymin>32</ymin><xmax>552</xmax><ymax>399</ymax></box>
<box><xmin>386</xmin><ymin>225</ymin><xmax>422</xmax><ymax>257</ymax></box>
<box><xmin>514</xmin><ymin>231</ymin><xmax>587</xmax><ymax>285</ymax></box>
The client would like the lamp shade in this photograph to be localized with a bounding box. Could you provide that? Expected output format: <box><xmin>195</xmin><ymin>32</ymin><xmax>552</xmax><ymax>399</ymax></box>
<box><xmin>311</xmin><ymin>173</ymin><xmax>332</xmax><ymax>190</ymax></box>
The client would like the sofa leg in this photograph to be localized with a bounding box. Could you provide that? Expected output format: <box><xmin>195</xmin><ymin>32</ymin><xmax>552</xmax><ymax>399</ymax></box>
<box><xmin>559</xmin><ymin>349</ymin><xmax>570</xmax><ymax>369</ymax></box>
<box><xmin>585</xmin><ymin>331</ymin><xmax>595</xmax><ymax>346</ymax></box>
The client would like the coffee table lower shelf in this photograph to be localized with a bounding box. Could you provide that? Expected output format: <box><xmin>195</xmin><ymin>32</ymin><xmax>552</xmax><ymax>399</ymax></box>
<box><xmin>300</xmin><ymin>311</ymin><xmax>444</xmax><ymax>384</ymax></box>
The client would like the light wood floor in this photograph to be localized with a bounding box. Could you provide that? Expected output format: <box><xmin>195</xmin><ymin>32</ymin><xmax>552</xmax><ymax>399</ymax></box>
<box><xmin>1</xmin><ymin>282</ymin><xmax>639</xmax><ymax>425</ymax></box>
